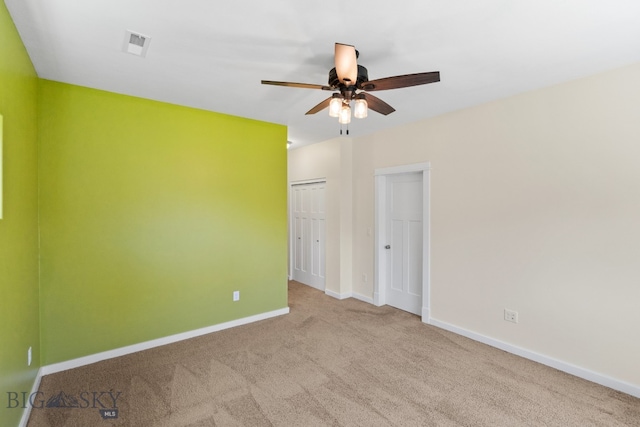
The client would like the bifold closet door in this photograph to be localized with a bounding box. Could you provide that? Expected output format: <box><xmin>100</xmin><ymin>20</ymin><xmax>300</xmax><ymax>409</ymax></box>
<box><xmin>291</xmin><ymin>182</ymin><xmax>326</xmax><ymax>291</ymax></box>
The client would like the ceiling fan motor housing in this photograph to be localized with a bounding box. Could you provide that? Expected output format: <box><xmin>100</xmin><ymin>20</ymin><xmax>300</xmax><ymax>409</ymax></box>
<box><xmin>328</xmin><ymin>65</ymin><xmax>369</xmax><ymax>91</ymax></box>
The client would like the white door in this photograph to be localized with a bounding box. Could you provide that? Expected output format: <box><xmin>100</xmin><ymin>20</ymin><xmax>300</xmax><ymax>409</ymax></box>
<box><xmin>291</xmin><ymin>182</ymin><xmax>326</xmax><ymax>290</ymax></box>
<box><xmin>384</xmin><ymin>172</ymin><xmax>423</xmax><ymax>315</ymax></box>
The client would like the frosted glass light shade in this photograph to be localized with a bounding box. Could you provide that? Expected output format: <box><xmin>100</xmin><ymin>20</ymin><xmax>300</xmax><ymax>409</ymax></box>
<box><xmin>339</xmin><ymin>105</ymin><xmax>351</xmax><ymax>124</ymax></box>
<box><xmin>354</xmin><ymin>98</ymin><xmax>368</xmax><ymax>118</ymax></box>
<box><xmin>329</xmin><ymin>97</ymin><xmax>342</xmax><ymax>117</ymax></box>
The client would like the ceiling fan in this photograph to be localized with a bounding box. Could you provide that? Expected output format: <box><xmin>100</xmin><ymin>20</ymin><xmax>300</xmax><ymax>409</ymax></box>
<box><xmin>261</xmin><ymin>43</ymin><xmax>440</xmax><ymax>128</ymax></box>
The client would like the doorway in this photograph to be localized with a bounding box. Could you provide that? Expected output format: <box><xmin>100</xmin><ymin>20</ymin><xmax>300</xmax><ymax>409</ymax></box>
<box><xmin>374</xmin><ymin>163</ymin><xmax>430</xmax><ymax>320</ymax></box>
<box><xmin>290</xmin><ymin>181</ymin><xmax>326</xmax><ymax>291</ymax></box>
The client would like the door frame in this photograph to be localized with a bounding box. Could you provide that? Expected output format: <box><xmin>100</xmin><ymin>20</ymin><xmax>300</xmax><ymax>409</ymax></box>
<box><xmin>374</xmin><ymin>162</ymin><xmax>431</xmax><ymax>322</ymax></box>
<box><xmin>288</xmin><ymin>179</ymin><xmax>327</xmax><ymax>287</ymax></box>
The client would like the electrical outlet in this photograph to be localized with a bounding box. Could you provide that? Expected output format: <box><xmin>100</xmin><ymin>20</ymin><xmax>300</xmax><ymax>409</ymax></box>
<box><xmin>28</xmin><ymin>347</ymin><xmax>32</xmax><ymax>366</ymax></box>
<box><xmin>233</xmin><ymin>291</ymin><xmax>240</xmax><ymax>302</ymax></box>
<box><xmin>504</xmin><ymin>309</ymin><xmax>518</xmax><ymax>323</ymax></box>
<box><xmin>362</xmin><ymin>273</ymin><xmax>368</xmax><ymax>283</ymax></box>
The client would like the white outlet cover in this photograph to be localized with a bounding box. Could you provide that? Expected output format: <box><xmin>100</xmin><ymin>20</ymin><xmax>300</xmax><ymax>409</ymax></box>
<box><xmin>28</xmin><ymin>347</ymin><xmax>32</xmax><ymax>366</ymax></box>
<box><xmin>233</xmin><ymin>291</ymin><xmax>240</xmax><ymax>301</ymax></box>
<box><xmin>504</xmin><ymin>309</ymin><xmax>519</xmax><ymax>323</ymax></box>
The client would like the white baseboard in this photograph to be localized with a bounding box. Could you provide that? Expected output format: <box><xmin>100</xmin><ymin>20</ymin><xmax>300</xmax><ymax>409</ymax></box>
<box><xmin>41</xmin><ymin>307</ymin><xmax>289</xmax><ymax>376</ymax></box>
<box><xmin>19</xmin><ymin>367</ymin><xmax>43</xmax><ymax>427</ymax></box>
<box><xmin>324</xmin><ymin>289</ymin><xmax>350</xmax><ymax>300</ymax></box>
<box><xmin>352</xmin><ymin>292</ymin><xmax>374</xmax><ymax>305</ymax></box>
<box><xmin>428</xmin><ymin>318</ymin><xmax>640</xmax><ymax>399</ymax></box>
<box><xmin>324</xmin><ymin>289</ymin><xmax>374</xmax><ymax>304</ymax></box>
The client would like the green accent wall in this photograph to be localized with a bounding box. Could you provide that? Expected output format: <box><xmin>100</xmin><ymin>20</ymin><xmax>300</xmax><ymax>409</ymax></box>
<box><xmin>2</xmin><ymin>7</ymin><xmax>287</xmax><ymax>423</ymax></box>
<box><xmin>38</xmin><ymin>81</ymin><xmax>288</xmax><ymax>365</ymax></box>
<box><xmin>0</xmin><ymin>2</ymin><xmax>41</xmax><ymax>426</ymax></box>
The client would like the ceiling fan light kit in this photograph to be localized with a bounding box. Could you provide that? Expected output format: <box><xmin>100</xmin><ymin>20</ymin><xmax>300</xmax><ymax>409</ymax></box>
<box><xmin>262</xmin><ymin>43</ymin><xmax>440</xmax><ymax>134</ymax></box>
<box><xmin>354</xmin><ymin>95</ymin><xmax>368</xmax><ymax>119</ymax></box>
<box><xmin>339</xmin><ymin>104</ymin><xmax>352</xmax><ymax>124</ymax></box>
<box><xmin>329</xmin><ymin>94</ymin><xmax>342</xmax><ymax>117</ymax></box>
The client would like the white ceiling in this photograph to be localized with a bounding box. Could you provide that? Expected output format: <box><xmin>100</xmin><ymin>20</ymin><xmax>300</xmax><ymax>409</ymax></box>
<box><xmin>6</xmin><ymin>0</ymin><xmax>640</xmax><ymax>148</ymax></box>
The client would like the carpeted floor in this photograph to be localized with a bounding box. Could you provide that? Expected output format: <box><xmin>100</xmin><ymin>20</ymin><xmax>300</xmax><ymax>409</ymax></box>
<box><xmin>28</xmin><ymin>281</ymin><xmax>640</xmax><ymax>426</ymax></box>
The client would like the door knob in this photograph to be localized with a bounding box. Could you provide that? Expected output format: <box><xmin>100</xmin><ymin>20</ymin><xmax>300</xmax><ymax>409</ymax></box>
<box><xmin>385</xmin><ymin>245</ymin><xmax>391</xmax><ymax>249</ymax></box>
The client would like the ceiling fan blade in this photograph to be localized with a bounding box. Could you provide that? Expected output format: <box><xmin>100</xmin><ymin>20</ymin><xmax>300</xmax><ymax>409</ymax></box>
<box><xmin>261</xmin><ymin>80</ymin><xmax>332</xmax><ymax>91</ymax></box>
<box><xmin>361</xmin><ymin>93</ymin><xmax>395</xmax><ymax>115</ymax></box>
<box><xmin>334</xmin><ymin>43</ymin><xmax>358</xmax><ymax>85</ymax></box>
<box><xmin>362</xmin><ymin>71</ymin><xmax>440</xmax><ymax>91</ymax></box>
<box><xmin>305</xmin><ymin>97</ymin><xmax>333</xmax><ymax>115</ymax></box>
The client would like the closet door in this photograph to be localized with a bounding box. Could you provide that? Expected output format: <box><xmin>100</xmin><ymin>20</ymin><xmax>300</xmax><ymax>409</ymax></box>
<box><xmin>291</xmin><ymin>182</ymin><xmax>326</xmax><ymax>290</ymax></box>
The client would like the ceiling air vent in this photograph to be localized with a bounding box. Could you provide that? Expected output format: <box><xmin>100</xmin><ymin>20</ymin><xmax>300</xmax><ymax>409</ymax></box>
<box><xmin>123</xmin><ymin>30</ymin><xmax>151</xmax><ymax>57</ymax></box>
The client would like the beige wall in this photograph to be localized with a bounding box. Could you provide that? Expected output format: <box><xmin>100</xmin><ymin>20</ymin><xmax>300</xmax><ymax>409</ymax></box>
<box><xmin>289</xmin><ymin>62</ymin><xmax>640</xmax><ymax>391</ymax></box>
<box><xmin>288</xmin><ymin>137</ymin><xmax>354</xmax><ymax>296</ymax></box>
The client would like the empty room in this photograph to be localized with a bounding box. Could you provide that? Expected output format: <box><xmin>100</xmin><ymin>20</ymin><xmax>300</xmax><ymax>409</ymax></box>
<box><xmin>1</xmin><ymin>1</ymin><xmax>639</xmax><ymax>426</ymax></box>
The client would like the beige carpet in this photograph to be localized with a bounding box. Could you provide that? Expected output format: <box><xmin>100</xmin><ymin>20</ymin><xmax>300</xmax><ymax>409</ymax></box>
<box><xmin>28</xmin><ymin>281</ymin><xmax>639</xmax><ymax>426</ymax></box>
